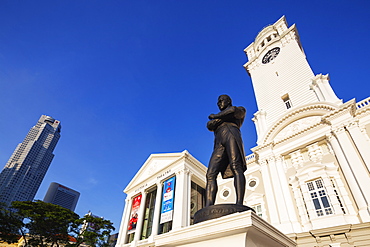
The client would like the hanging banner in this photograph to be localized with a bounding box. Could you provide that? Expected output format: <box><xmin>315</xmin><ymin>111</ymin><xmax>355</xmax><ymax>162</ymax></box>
<box><xmin>127</xmin><ymin>194</ymin><xmax>142</xmax><ymax>232</ymax></box>
<box><xmin>160</xmin><ymin>176</ymin><xmax>176</xmax><ymax>224</ymax></box>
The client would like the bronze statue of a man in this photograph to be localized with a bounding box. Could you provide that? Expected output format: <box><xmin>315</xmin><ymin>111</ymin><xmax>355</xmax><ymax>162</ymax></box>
<box><xmin>206</xmin><ymin>94</ymin><xmax>247</xmax><ymax>207</ymax></box>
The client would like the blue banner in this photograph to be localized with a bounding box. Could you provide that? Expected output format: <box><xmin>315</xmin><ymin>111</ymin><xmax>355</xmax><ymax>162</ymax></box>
<box><xmin>160</xmin><ymin>176</ymin><xmax>176</xmax><ymax>224</ymax></box>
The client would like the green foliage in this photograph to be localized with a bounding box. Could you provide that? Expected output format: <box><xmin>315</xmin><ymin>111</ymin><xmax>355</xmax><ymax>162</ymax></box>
<box><xmin>0</xmin><ymin>203</ymin><xmax>23</xmax><ymax>244</ymax></box>
<box><xmin>68</xmin><ymin>214</ymin><xmax>115</xmax><ymax>247</ymax></box>
<box><xmin>11</xmin><ymin>200</ymin><xmax>80</xmax><ymax>247</ymax></box>
<box><xmin>1</xmin><ymin>201</ymin><xmax>115</xmax><ymax>247</ymax></box>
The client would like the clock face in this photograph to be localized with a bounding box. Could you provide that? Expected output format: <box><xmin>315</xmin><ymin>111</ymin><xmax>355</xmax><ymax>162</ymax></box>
<box><xmin>262</xmin><ymin>47</ymin><xmax>280</xmax><ymax>64</ymax></box>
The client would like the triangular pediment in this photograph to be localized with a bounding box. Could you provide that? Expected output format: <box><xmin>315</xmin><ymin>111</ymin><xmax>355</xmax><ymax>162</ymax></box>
<box><xmin>124</xmin><ymin>151</ymin><xmax>186</xmax><ymax>192</ymax></box>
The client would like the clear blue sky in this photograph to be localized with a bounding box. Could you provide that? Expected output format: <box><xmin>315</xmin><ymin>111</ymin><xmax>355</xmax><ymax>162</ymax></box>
<box><xmin>0</xmin><ymin>1</ymin><xmax>369</xmax><ymax>231</ymax></box>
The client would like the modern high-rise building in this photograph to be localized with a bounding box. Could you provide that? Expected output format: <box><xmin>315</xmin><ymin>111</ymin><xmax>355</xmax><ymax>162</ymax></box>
<box><xmin>0</xmin><ymin>115</ymin><xmax>61</xmax><ymax>208</ymax></box>
<box><xmin>43</xmin><ymin>182</ymin><xmax>80</xmax><ymax>211</ymax></box>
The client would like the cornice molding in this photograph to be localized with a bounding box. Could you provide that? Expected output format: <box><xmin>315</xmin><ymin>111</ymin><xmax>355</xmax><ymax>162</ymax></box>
<box><xmin>322</xmin><ymin>99</ymin><xmax>356</xmax><ymax>124</ymax></box>
<box><xmin>346</xmin><ymin>119</ymin><xmax>360</xmax><ymax>129</ymax></box>
<box><xmin>355</xmin><ymin>107</ymin><xmax>370</xmax><ymax>118</ymax></box>
<box><xmin>355</xmin><ymin>96</ymin><xmax>370</xmax><ymax>118</ymax></box>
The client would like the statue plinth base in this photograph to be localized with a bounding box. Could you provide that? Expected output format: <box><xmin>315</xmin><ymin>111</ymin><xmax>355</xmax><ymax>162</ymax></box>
<box><xmin>193</xmin><ymin>204</ymin><xmax>254</xmax><ymax>224</ymax></box>
<box><xmin>155</xmin><ymin>210</ymin><xmax>296</xmax><ymax>247</ymax></box>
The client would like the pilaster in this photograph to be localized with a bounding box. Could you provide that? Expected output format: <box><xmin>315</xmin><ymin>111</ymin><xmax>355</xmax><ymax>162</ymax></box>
<box><xmin>346</xmin><ymin>120</ymin><xmax>370</xmax><ymax>173</ymax></box>
<box><xmin>290</xmin><ymin>178</ymin><xmax>312</xmax><ymax>231</ymax></box>
<box><xmin>267</xmin><ymin>155</ymin><xmax>292</xmax><ymax>232</ymax></box>
<box><xmin>322</xmin><ymin>176</ymin><xmax>343</xmax><ymax>217</ymax></box>
<box><xmin>259</xmin><ymin>159</ymin><xmax>280</xmax><ymax>225</ymax></box>
<box><xmin>299</xmin><ymin>178</ymin><xmax>316</xmax><ymax>220</ymax></box>
<box><xmin>329</xmin><ymin>171</ymin><xmax>357</xmax><ymax>217</ymax></box>
<box><xmin>311</xmin><ymin>74</ymin><xmax>341</xmax><ymax>105</ymax></box>
<box><xmin>275</xmin><ymin>155</ymin><xmax>302</xmax><ymax>232</ymax></box>
<box><xmin>332</xmin><ymin>126</ymin><xmax>370</xmax><ymax>212</ymax></box>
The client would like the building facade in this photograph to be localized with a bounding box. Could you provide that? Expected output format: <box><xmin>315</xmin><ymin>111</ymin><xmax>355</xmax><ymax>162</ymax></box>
<box><xmin>235</xmin><ymin>16</ymin><xmax>369</xmax><ymax>246</ymax></box>
<box><xmin>43</xmin><ymin>182</ymin><xmax>80</xmax><ymax>211</ymax></box>
<box><xmin>116</xmin><ymin>151</ymin><xmax>207</xmax><ymax>246</ymax></box>
<box><xmin>0</xmin><ymin>115</ymin><xmax>61</xmax><ymax>208</ymax></box>
<box><xmin>117</xmin><ymin>17</ymin><xmax>370</xmax><ymax>246</ymax></box>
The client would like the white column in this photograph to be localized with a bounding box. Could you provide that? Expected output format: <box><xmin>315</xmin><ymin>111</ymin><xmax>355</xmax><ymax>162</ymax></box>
<box><xmin>326</xmin><ymin>138</ymin><xmax>357</xmax><ymax>218</ymax></box>
<box><xmin>267</xmin><ymin>156</ymin><xmax>292</xmax><ymax>232</ymax></box>
<box><xmin>172</xmin><ymin>168</ymin><xmax>190</xmax><ymax>229</ymax></box>
<box><xmin>334</xmin><ymin>127</ymin><xmax>370</xmax><ymax>210</ymax></box>
<box><xmin>259</xmin><ymin>160</ymin><xmax>280</xmax><ymax>224</ymax></box>
<box><xmin>275</xmin><ymin>156</ymin><xmax>302</xmax><ymax>232</ymax></box>
<box><xmin>187</xmin><ymin>171</ymin><xmax>193</xmax><ymax>224</ymax></box>
<box><xmin>327</xmin><ymin>132</ymin><xmax>370</xmax><ymax>221</ymax></box>
<box><xmin>133</xmin><ymin>192</ymin><xmax>147</xmax><ymax>241</ymax></box>
<box><xmin>346</xmin><ymin>120</ymin><xmax>370</xmax><ymax>173</ymax></box>
<box><xmin>148</xmin><ymin>182</ymin><xmax>163</xmax><ymax>241</ymax></box>
<box><xmin>116</xmin><ymin>197</ymin><xmax>131</xmax><ymax>246</ymax></box>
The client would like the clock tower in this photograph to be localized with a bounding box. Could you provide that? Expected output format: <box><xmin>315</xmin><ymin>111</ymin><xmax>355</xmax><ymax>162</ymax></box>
<box><xmin>244</xmin><ymin>16</ymin><xmax>341</xmax><ymax>144</ymax></box>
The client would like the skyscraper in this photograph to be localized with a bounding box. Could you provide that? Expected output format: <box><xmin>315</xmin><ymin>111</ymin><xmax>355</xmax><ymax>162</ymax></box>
<box><xmin>0</xmin><ymin>115</ymin><xmax>61</xmax><ymax>207</ymax></box>
<box><xmin>43</xmin><ymin>182</ymin><xmax>80</xmax><ymax>211</ymax></box>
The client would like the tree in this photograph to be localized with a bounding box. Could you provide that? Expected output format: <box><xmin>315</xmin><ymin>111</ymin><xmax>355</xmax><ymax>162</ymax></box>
<box><xmin>12</xmin><ymin>200</ymin><xmax>79</xmax><ymax>247</ymax></box>
<box><xmin>68</xmin><ymin>213</ymin><xmax>115</xmax><ymax>247</ymax></box>
<box><xmin>0</xmin><ymin>203</ymin><xmax>24</xmax><ymax>244</ymax></box>
<box><xmin>1</xmin><ymin>201</ymin><xmax>115</xmax><ymax>247</ymax></box>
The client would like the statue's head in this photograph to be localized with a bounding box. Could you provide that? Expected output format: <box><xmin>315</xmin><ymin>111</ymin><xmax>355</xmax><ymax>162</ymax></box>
<box><xmin>217</xmin><ymin>95</ymin><xmax>232</xmax><ymax>110</ymax></box>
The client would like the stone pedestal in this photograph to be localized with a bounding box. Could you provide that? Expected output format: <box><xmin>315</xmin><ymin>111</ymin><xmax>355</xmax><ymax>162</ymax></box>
<box><xmin>193</xmin><ymin>204</ymin><xmax>254</xmax><ymax>223</ymax></box>
<box><xmin>155</xmin><ymin>210</ymin><xmax>296</xmax><ymax>247</ymax></box>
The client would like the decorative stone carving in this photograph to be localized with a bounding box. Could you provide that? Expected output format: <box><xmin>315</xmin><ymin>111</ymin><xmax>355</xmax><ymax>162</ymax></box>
<box><xmin>307</xmin><ymin>143</ymin><xmax>323</xmax><ymax>163</ymax></box>
<box><xmin>176</xmin><ymin>167</ymin><xmax>190</xmax><ymax>176</ymax></box>
<box><xmin>290</xmin><ymin>150</ymin><xmax>304</xmax><ymax>169</ymax></box>
<box><xmin>147</xmin><ymin>161</ymin><xmax>158</xmax><ymax>176</ymax></box>
<box><xmin>275</xmin><ymin>116</ymin><xmax>322</xmax><ymax>142</ymax></box>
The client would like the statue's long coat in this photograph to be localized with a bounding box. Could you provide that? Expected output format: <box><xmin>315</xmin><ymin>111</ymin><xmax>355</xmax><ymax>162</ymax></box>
<box><xmin>208</xmin><ymin>106</ymin><xmax>247</xmax><ymax>179</ymax></box>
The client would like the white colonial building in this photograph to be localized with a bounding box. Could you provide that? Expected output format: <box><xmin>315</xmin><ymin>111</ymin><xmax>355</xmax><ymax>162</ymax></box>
<box><xmin>117</xmin><ymin>16</ymin><xmax>370</xmax><ymax>247</ymax></box>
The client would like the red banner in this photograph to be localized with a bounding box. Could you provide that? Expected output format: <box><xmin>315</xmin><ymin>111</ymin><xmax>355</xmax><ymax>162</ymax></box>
<box><xmin>127</xmin><ymin>194</ymin><xmax>142</xmax><ymax>232</ymax></box>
